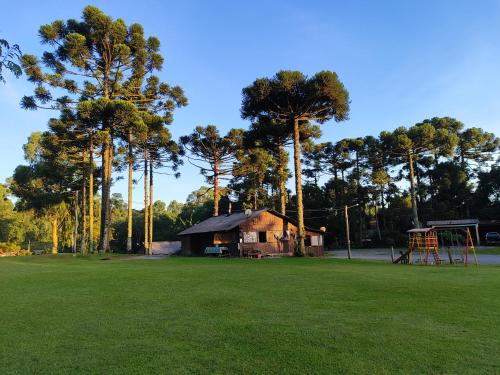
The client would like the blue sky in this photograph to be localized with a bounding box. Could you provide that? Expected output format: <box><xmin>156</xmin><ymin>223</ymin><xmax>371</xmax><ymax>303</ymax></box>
<box><xmin>1</xmin><ymin>0</ymin><xmax>500</xmax><ymax>206</ymax></box>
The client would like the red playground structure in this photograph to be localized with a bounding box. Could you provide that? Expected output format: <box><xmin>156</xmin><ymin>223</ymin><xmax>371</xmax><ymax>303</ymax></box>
<box><xmin>393</xmin><ymin>226</ymin><xmax>478</xmax><ymax>266</ymax></box>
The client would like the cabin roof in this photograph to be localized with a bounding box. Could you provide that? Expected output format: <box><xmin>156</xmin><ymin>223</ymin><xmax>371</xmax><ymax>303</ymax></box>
<box><xmin>177</xmin><ymin>208</ymin><xmax>323</xmax><ymax>236</ymax></box>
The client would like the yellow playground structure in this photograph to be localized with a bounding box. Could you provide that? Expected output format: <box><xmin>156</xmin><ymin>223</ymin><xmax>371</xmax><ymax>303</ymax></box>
<box><xmin>393</xmin><ymin>226</ymin><xmax>478</xmax><ymax>266</ymax></box>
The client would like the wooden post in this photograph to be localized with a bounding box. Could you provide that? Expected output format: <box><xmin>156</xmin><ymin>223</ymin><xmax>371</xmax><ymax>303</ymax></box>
<box><xmin>465</xmin><ymin>228</ymin><xmax>469</xmax><ymax>267</ymax></box>
<box><xmin>447</xmin><ymin>248</ymin><xmax>453</xmax><ymax>264</ymax></box>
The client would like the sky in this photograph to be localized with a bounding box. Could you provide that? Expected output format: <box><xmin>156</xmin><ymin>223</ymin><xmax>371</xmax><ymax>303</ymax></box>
<box><xmin>1</xmin><ymin>0</ymin><xmax>500</xmax><ymax>207</ymax></box>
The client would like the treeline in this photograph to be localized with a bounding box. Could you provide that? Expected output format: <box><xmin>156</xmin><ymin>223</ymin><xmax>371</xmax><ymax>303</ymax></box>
<box><xmin>180</xmin><ymin>118</ymin><xmax>500</xmax><ymax>248</ymax></box>
<box><xmin>1</xmin><ymin>6</ymin><xmax>499</xmax><ymax>254</ymax></box>
<box><xmin>299</xmin><ymin>119</ymin><xmax>500</xmax><ymax>246</ymax></box>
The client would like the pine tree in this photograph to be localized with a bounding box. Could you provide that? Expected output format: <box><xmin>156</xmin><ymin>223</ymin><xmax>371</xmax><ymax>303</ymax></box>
<box><xmin>20</xmin><ymin>6</ymin><xmax>185</xmax><ymax>252</ymax></box>
<box><xmin>241</xmin><ymin>71</ymin><xmax>350</xmax><ymax>255</ymax></box>
<box><xmin>0</xmin><ymin>38</ymin><xmax>22</xmax><ymax>83</ymax></box>
<box><xmin>180</xmin><ymin>126</ymin><xmax>243</xmax><ymax>217</ymax></box>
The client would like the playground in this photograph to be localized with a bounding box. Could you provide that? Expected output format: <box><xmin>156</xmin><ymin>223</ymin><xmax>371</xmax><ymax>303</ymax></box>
<box><xmin>333</xmin><ymin>247</ymin><xmax>500</xmax><ymax>264</ymax></box>
<box><xmin>335</xmin><ymin>221</ymin><xmax>500</xmax><ymax>265</ymax></box>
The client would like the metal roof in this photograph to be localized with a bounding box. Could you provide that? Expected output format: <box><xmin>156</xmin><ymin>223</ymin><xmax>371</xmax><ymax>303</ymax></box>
<box><xmin>427</xmin><ymin>219</ymin><xmax>479</xmax><ymax>226</ymax></box>
<box><xmin>407</xmin><ymin>228</ymin><xmax>434</xmax><ymax>233</ymax></box>
<box><xmin>177</xmin><ymin>208</ymin><xmax>323</xmax><ymax>236</ymax></box>
<box><xmin>178</xmin><ymin>209</ymin><xmax>268</xmax><ymax>235</ymax></box>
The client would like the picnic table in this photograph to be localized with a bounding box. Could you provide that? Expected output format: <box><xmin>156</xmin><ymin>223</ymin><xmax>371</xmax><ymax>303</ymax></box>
<box><xmin>204</xmin><ymin>246</ymin><xmax>230</xmax><ymax>257</ymax></box>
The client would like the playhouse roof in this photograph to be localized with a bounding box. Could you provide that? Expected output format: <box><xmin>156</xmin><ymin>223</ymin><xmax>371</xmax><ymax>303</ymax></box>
<box><xmin>407</xmin><ymin>227</ymin><xmax>434</xmax><ymax>233</ymax></box>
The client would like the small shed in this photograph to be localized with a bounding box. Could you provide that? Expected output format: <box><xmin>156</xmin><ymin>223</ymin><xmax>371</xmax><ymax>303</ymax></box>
<box><xmin>177</xmin><ymin>209</ymin><xmax>325</xmax><ymax>257</ymax></box>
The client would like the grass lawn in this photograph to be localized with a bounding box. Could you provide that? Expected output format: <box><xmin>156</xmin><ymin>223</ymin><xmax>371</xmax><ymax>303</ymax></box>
<box><xmin>0</xmin><ymin>256</ymin><xmax>499</xmax><ymax>374</ymax></box>
<box><xmin>477</xmin><ymin>246</ymin><xmax>500</xmax><ymax>255</ymax></box>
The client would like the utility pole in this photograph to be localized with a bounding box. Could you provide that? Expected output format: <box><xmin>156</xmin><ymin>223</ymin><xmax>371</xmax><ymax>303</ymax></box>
<box><xmin>345</xmin><ymin>205</ymin><xmax>351</xmax><ymax>259</ymax></box>
<box><xmin>344</xmin><ymin>204</ymin><xmax>359</xmax><ymax>260</ymax></box>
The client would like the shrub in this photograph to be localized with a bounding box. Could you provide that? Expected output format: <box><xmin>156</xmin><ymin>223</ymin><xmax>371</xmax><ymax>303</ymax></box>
<box><xmin>0</xmin><ymin>242</ymin><xmax>31</xmax><ymax>256</ymax></box>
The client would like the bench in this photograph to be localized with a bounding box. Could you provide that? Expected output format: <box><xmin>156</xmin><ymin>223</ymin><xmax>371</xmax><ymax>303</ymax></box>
<box><xmin>204</xmin><ymin>246</ymin><xmax>230</xmax><ymax>257</ymax></box>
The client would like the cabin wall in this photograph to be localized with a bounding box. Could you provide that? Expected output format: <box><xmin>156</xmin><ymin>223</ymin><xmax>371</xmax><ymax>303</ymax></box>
<box><xmin>239</xmin><ymin>211</ymin><xmax>295</xmax><ymax>255</ymax></box>
<box><xmin>180</xmin><ymin>233</ymin><xmax>214</xmax><ymax>256</ymax></box>
<box><xmin>238</xmin><ymin>211</ymin><xmax>325</xmax><ymax>256</ymax></box>
<box><xmin>180</xmin><ymin>211</ymin><xmax>325</xmax><ymax>257</ymax></box>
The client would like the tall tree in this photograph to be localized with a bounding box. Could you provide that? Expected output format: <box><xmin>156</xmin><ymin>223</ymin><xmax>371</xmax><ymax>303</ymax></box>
<box><xmin>381</xmin><ymin>120</ymin><xmax>461</xmax><ymax>228</ymax></box>
<box><xmin>180</xmin><ymin>126</ymin><xmax>243</xmax><ymax>217</ymax></box>
<box><xmin>231</xmin><ymin>147</ymin><xmax>275</xmax><ymax>210</ymax></box>
<box><xmin>136</xmin><ymin>112</ymin><xmax>182</xmax><ymax>254</ymax></box>
<box><xmin>20</xmin><ymin>6</ymin><xmax>182</xmax><ymax>252</ymax></box>
<box><xmin>456</xmin><ymin>127</ymin><xmax>499</xmax><ymax>173</ymax></box>
<box><xmin>241</xmin><ymin>70</ymin><xmax>350</xmax><ymax>255</ymax></box>
<box><xmin>10</xmin><ymin>132</ymin><xmax>79</xmax><ymax>254</ymax></box>
<box><xmin>245</xmin><ymin>116</ymin><xmax>320</xmax><ymax>214</ymax></box>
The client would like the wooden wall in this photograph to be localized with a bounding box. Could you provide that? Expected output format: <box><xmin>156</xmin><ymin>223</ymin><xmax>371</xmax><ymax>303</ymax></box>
<box><xmin>180</xmin><ymin>233</ymin><xmax>214</xmax><ymax>256</ymax></box>
<box><xmin>239</xmin><ymin>211</ymin><xmax>324</xmax><ymax>256</ymax></box>
<box><xmin>180</xmin><ymin>211</ymin><xmax>325</xmax><ymax>257</ymax></box>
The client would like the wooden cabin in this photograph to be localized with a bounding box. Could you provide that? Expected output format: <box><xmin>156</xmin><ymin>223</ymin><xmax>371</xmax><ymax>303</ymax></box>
<box><xmin>178</xmin><ymin>209</ymin><xmax>325</xmax><ymax>257</ymax></box>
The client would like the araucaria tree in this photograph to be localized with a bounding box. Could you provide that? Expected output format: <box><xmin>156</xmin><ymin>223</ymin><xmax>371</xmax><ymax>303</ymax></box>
<box><xmin>180</xmin><ymin>126</ymin><xmax>243</xmax><ymax>217</ymax></box>
<box><xmin>10</xmin><ymin>132</ymin><xmax>80</xmax><ymax>254</ymax></box>
<box><xmin>135</xmin><ymin>112</ymin><xmax>183</xmax><ymax>254</ymax></box>
<box><xmin>21</xmin><ymin>6</ymin><xmax>186</xmax><ymax>252</ymax></box>
<box><xmin>0</xmin><ymin>37</ymin><xmax>22</xmax><ymax>83</ymax></box>
<box><xmin>241</xmin><ymin>71</ymin><xmax>350</xmax><ymax>255</ymax></box>
<box><xmin>244</xmin><ymin>116</ymin><xmax>321</xmax><ymax>215</ymax></box>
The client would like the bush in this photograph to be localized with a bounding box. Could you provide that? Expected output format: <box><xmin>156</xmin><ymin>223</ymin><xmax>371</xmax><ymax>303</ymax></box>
<box><xmin>18</xmin><ymin>249</ymin><xmax>32</xmax><ymax>256</ymax></box>
<box><xmin>0</xmin><ymin>242</ymin><xmax>31</xmax><ymax>256</ymax></box>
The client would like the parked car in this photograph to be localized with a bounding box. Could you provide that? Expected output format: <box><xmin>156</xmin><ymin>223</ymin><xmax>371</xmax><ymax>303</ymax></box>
<box><xmin>485</xmin><ymin>232</ymin><xmax>500</xmax><ymax>245</ymax></box>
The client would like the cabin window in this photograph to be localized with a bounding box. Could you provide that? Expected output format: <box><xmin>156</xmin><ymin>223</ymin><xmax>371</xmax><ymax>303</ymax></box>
<box><xmin>243</xmin><ymin>232</ymin><xmax>257</xmax><ymax>243</ymax></box>
<box><xmin>305</xmin><ymin>235</ymin><xmax>312</xmax><ymax>247</ymax></box>
<box><xmin>258</xmin><ymin>231</ymin><xmax>267</xmax><ymax>243</ymax></box>
<box><xmin>311</xmin><ymin>236</ymin><xmax>322</xmax><ymax>246</ymax></box>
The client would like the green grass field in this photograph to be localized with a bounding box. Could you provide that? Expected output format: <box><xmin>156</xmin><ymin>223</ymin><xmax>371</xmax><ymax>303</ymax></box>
<box><xmin>0</xmin><ymin>256</ymin><xmax>499</xmax><ymax>374</ymax></box>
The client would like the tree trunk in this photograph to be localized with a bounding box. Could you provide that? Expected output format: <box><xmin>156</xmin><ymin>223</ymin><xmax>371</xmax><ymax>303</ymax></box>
<box><xmin>213</xmin><ymin>160</ymin><xmax>219</xmax><ymax>217</ymax></box>
<box><xmin>415</xmin><ymin>161</ymin><xmax>423</xmax><ymax>204</ymax></box>
<box><xmin>355</xmin><ymin>152</ymin><xmax>363</xmax><ymax>243</ymax></box>
<box><xmin>149</xmin><ymin>157</ymin><xmax>154</xmax><ymax>252</ymax></box>
<box><xmin>408</xmin><ymin>153</ymin><xmax>420</xmax><ymax>228</ymax></box>
<box><xmin>127</xmin><ymin>129</ymin><xmax>133</xmax><ymax>253</ymax></box>
<box><xmin>72</xmin><ymin>191</ymin><xmax>78</xmax><ymax>254</ymax></box>
<box><xmin>380</xmin><ymin>187</ymin><xmax>386</xmax><ymax>231</ymax></box>
<box><xmin>89</xmin><ymin>136</ymin><xmax>94</xmax><ymax>254</ymax></box>
<box><xmin>143</xmin><ymin>149</ymin><xmax>149</xmax><ymax>255</ymax></box>
<box><xmin>375</xmin><ymin>204</ymin><xmax>382</xmax><ymax>241</ymax></box>
<box><xmin>292</xmin><ymin>118</ymin><xmax>305</xmax><ymax>255</ymax></box>
<box><xmin>277</xmin><ymin>147</ymin><xmax>287</xmax><ymax>215</ymax></box>
<box><xmin>80</xmin><ymin>152</ymin><xmax>87</xmax><ymax>255</ymax></box>
<box><xmin>51</xmin><ymin>216</ymin><xmax>58</xmax><ymax>255</ymax></box>
<box><xmin>98</xmin><ymin>134</ymin><xmax>112</xmax><ymax>252</ymax></box>
<box><xmin>333</xmin><ymin>167</ymin><xmax>339</xmax><ymax>206</ymax></box>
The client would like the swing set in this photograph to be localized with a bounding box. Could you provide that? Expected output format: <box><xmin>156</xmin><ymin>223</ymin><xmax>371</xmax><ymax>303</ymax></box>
<box><xmin>393</xmin><ymin>226</ymin><xmax>478</xmax><ymax>266</ymax></box>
